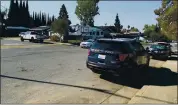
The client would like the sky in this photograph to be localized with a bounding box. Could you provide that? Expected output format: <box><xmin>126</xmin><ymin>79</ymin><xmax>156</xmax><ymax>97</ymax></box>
<box><xmin>1</xmin><ymin>1</ymin><xmax>162</xmax><ymax>32</ymax></box>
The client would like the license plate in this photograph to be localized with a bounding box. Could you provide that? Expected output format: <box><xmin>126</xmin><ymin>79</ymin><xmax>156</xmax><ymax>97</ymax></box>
<box><xmin>98</xmin><ymin>54</ymin><xmax>106</xmax><ymax>59</ymax></box>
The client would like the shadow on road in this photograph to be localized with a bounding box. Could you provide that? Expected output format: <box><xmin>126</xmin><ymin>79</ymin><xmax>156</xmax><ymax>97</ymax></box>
<box><xmin>69</xmin><ymin>42</ymin><xmax>80</xmax><ymax>46</ymax></box>
<box><xmin>0</xmin><ymin>75</ymin><xmax>130</xmax><ymax>99</ymax></box>
<box><xmin>100</xmin><ymin>67</ymin><xmax>178</xmax><ymax>89</ymax></box>
<box><xmin>38</xmin><ymin>42</ymin><xmax>54</xmax><ymax>44</ymax></box>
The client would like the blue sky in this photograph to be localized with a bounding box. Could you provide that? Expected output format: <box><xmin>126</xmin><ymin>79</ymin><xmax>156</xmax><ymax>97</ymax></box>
<box><xmin>1</xmin><ymin>1</ymin><xmax>161</xmax><ymax>32</ymax></box>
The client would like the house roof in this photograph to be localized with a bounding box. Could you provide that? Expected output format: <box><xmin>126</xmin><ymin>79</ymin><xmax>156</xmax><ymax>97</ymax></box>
<box><xmin>95</xmin><ymin>26</ymin><xmax>117</xmax><ymax>32</ymax></box>
<box><xmin>29</xmin><ymin>26</ymin><xmax>50</xmax><ymax>31</ymax></box>
<box><xmin>6</xmin><ymin>26</ymin><xmax>29</xmax><ymax>30</ymax></box>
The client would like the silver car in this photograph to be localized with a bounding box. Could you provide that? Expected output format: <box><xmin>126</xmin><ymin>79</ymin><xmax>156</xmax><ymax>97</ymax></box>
<box><xmin>80</xmin><ymin>39</ymin><xmax>94</xmax><ymax>48</ymax></box>
<box><xmin>171</xmin><ymin>43</ymin><xmax>178</xmax><ymax>55</ymax></box>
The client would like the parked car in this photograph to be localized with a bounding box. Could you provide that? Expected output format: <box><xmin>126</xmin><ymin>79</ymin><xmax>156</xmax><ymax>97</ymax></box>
<box><xmin>20</xmin><ymin>31</ymin><xmax>45</xmax><ymax>43</ymax></box>
<box><xmin>86</xmin><ymin>38</ymin><xmax>150</xmax><ymax>74</ymax></box>
<box><xmin>171</xmin><ymin>43</ymin><xmax>178</xmax><ymax>55</ymax></box>
<box><xmin>80</xmin><ymin>39</ymin><xmax>95</xmax><ymax>48</ymax></box>
<box><xmin>149</xmin><ymin>44</ymin><xmax>171</xmax><ymax>59</ymax></box>
<box><xmin>19</xmin><ymin>32</ymin><xmax>26</xmax><ymax>37</ymax></box>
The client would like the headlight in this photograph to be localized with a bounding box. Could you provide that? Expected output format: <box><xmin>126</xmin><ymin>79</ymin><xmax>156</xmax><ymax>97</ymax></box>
<box><xmin>161</xmin><ymin>51</ymin><xmax>166</xmax><ymax>53</ymax></box>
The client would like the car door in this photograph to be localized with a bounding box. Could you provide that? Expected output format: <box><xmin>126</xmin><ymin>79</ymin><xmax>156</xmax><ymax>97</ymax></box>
<box><xmin>132</xmin><ymin>42</ymin><xmax>148</xmax><ymax>65</ymax></box>
<box><xmin>23</xmin><ymin>32</ymin><xmax>28</xmax><ymax>39</ymax></box>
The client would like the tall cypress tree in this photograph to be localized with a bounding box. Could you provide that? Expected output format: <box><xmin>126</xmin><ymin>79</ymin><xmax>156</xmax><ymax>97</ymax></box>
<box><xmin>39</xmin><ymin>11</ymin><xmax>42</xmax><ymax>26</ymax></box>
<box><xmin>58</xmin><ymin>4</ymin><xmax>68</xmax><ymax>19</ymax></box>
<box><xmin>22</xmin><ymin>1</ymin><xmax>27</xmax><ymax>27</ymax></box>
<box><xmin>32</xmin><ymin>11</ymin><xmax>35</xmax><ymax>27</ymax></box>
<box><xmin>51</xmin><ymin>15</ymin><xmax>55</xmax><ymax>22</ymax></box>
<box><xmin>44</xmin><ymin>13</ymin><xmax>47</xmax><ymax>25</ymax></box>
<box><xmin>25</xmin><ymin>0</ymin><xmax>30</xmax><ymax>27</ymax></box>
<box><xmin>7</xmin><ymin>0</ymin><xmax>16</xmax><ymax>26</ymax></box>
<box><xmin>114</xmin><ymin>13</ymin><xmax>121</xmax><ymax>33</ymax></box>
<box><xmin>14</xmin><ymin>0</ymin><xmax>20</xmax><ymax>26</ymax></box>
<box><xmin>58</xmin><ymin>4</ymin><xmax>71</xmax><ymax>25</ymax></box>
<box><xmin>18</xmin><ymin>0</ymin><xmax>23</xmax><ymax>26</ymax></box>
<box><xmin>34</xmin><ymin>12</ymin><xmax>38</xmax><ymax>27</ymax></box>
<box><xmin>41</xmin><ymin>13</ymin><xmax>45</xmax><ymax>26</ymax></box>
<box><xmin>47</xmin><ymin>14</ymin><xmax>51</xmax><ymax>26</ymax></box>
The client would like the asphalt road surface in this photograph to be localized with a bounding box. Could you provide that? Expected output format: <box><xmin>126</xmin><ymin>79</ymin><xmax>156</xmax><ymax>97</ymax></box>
<box><xmin>1</xmin><ymin>44</ymin><xmax>166</xmax><ymax>104</ymax></box>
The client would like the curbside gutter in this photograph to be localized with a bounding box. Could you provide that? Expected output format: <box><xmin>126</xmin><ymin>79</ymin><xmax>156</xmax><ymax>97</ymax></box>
<box><xmin>1</xmin><ymin>42</ymin><xmax>74</xmax><ymax>49</ymax></box>
<box><xmin>127</xmin><ymin>61</ymin><xmax>167</xmax><ymax>104</ymax></box>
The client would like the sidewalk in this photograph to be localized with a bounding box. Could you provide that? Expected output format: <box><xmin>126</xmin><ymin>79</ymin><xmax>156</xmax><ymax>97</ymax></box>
<box><xmin>128</xmin><ymin>60</ymin><xmax>178</xmax><ymax>104</ymax></box>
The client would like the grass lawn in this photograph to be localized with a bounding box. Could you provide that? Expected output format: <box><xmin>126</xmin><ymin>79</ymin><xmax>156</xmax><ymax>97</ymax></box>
<box><xmin>68</xmin><ymin>40</ymin><xmax>81</xmax><ymax>44</ymax></box>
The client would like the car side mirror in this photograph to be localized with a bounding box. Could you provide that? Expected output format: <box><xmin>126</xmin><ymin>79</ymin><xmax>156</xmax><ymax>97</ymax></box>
<box><xmin>146</xmin><ymin>47</ymin><xmax>149</xmax><ymax>51</ymax></box>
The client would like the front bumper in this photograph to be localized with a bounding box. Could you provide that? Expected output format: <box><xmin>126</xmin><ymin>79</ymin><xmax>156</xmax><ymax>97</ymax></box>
<box><xmin>151</xmin><ymin>52</ymin><xmax>169</xmax><ymax>58</ymax></box>
<box><xmin>80</xmin><ymin>45</ymin><xmax>90</xmax><ymax>48</ymax></box>
<box><xmin>86</xmin><ymin>61</ymin><xmax>133</xmax><ymax>73</ymax></box>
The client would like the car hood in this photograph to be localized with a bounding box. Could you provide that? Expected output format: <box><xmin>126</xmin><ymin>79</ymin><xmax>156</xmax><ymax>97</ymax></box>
<box><xmin>80</xmin><ymin>42</ymin><xmax>92</xmax><ymax>45</ymax></box>
<box><xmin>151</xmin><ymin>49</ymin><xmax>168</xmax><ymax>51</ymax></box>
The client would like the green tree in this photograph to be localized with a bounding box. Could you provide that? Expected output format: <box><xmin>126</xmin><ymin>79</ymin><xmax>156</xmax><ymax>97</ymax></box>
<box><xmin>51</xmin><ymin>4</ymin><xmax>70</xmax><ymax>42</ymax></box>
<box><xmin>59</xmin><ymin>4</ymin><xmax>68</xmax><ymax>19</ymax></box>
<box><xmin>7</xmin><ymin>0</ymin><xmax>16</xmax><ymax>26</ymax></box>
<box><xmin>127</xmin><ymin>25</ymin><xmax>130</xmax><ymax>30</ymax></box>
<box><xmin>114</xmin><ymin>13</ymin><xmax>122</xmax><ymax>33</ymax></box>
<box><xmin>51</xmin><ymin>18</ymin><xmax>68</xmax><ymax>42</ymax></box>
<box><xmin>143</xmin><ymin>24</ymin><xmax>156</xmax><ymax>38</ymax></box>
<box><xmin>154</xmin><ymin>0</ymin><xmax>177</xmax><ymax>40</ymax></box>
<box><xmin>58</xmin><ymin>4</ymin><xmax>71</xmax><ymax>25</ymax></box>
<box><xmin>142</xmin><ymin>24</ymin><xmax>169</xmax><ymax>42</ymax></box>
<box><xmin>25</xmin><ymin>0</ymin><xmax>30</xmax><ymax>27</ymax></box>
<box><xmin>75</xmin><ymin>0</ymin><xmax>99</xmax><ymax>26</ymax></box>
<box><xmin>130</xmin><ymin>27</ymin><xmax>139</xmax><ymax>32</ymax></box>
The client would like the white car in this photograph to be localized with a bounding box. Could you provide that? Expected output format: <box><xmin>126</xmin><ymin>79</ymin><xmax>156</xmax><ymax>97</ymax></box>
<box><xmin>20</xmin><ymin>31</ymin><xmax>45</xmax><ymax>43</ymax></box>
<box><xmin>19</xmin><ymin>32</ymin><xmax>26</xmax><ymax>37</ymax></box>
<box><xmin>80</xmin><ymin>39</ymin><xmax>94</xmax><ymax>48</ymax></box>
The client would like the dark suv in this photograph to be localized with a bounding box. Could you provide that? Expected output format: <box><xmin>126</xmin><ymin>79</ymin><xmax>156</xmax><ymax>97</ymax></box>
<box><xmin>86</xmin><ymin>38</ymin><xmax>150</xmax><ymax>74</ymax></box>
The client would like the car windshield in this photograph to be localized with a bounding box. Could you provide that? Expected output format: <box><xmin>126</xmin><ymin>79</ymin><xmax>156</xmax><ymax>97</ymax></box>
<box><xmin>151</xmin><ymin>45</ymin><xmax>167</xmax><ymax>50</ymax></box>
<box><xmin>86</xmin><ymin>39</ymin><xmax>94</xmax><ymax>42</ymax></box>
<box><xmin>91</xmin><ymin>41</ymin><xmax>133</xmax><ymax>53</ymax></box>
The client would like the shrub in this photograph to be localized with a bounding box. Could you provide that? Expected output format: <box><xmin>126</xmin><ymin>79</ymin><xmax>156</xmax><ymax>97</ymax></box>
<box><xmin>50</xmin><ymin>35</ymin><xmax>60</xmax><ymax>42</ymax></box>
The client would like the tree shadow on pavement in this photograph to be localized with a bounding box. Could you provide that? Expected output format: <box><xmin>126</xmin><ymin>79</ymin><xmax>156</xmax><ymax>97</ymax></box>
<box><xmin>39</xmin><ymin>42</ymin><xmax>54</xmax><ymax>44</ymax></box>
<box><xmin>0</xmin><ymin>75</ymin><xmax>129</xmax><ymax>99</ymax></box>
<box><xmin>100</xmin><ymin>67</ymin><xmax>178</xmax><ymax>89</ymax></box>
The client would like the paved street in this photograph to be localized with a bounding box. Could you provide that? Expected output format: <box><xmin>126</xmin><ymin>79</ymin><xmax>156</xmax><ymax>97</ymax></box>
<box><xmin>1</xmin><ymin>42</ymin><xmax>168</xmax><ymax>104</ymax></box>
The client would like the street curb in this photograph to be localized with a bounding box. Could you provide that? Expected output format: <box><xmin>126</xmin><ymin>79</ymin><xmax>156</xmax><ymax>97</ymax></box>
<box><xmin>1</xmin><ymin>44</ymin><xmax>44</xmax><ymax>49</ymax></box>
<box><xmin>1</xmin><ymin>42</ymin><xmax>74</xmax><ymax>49</ymax></box>
<box><xmin>127</xmin><ymin>61</ymin><xmax>167</xmax><ymax>104</ymax></box>
<box><xmin>2</xmin><ymin>37</ymin><xmax>20</xmax><ymax>40</ymax></box>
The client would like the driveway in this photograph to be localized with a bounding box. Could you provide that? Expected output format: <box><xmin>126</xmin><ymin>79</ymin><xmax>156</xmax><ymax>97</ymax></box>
<box><xmin>1</xmin><ymin>44</ymin><xmax>166</xmax><ymax>104</ymax></box>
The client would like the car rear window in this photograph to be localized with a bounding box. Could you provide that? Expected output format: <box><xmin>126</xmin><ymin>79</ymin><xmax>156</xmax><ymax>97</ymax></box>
<box><xmin>91</xmin><ymin>41</ymin><xmax>133</xmax><ymax>53</ymax></box>
<box><xmin>151</xmin><ymin>45</ymin><xmax>167</xmax><ymax>50</ymax></box>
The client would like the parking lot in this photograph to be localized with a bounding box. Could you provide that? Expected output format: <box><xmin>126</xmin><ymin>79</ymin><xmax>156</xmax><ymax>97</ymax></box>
<box><xmin>1</xmin><ymin>39</ymin><xmax>171</xmax><ymax>104</ymax></box>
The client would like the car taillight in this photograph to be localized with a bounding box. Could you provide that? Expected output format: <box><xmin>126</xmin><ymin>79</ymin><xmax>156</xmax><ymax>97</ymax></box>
<box><xmin>119</xmin><ymin>54</ymin><xmax>128</xmax><ymax>61</ymax></box>
<box><xmin>88</xmin><ymin>49</ymin><xmax>91</xmax><ymax>56</ymax></box>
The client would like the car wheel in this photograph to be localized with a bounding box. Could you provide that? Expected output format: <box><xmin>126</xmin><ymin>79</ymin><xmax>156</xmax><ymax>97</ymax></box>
<box><xmin>152</xmin><ymin>55</ymin><xmax>156</xmax><ymax>59</ymax></box>
<box><xmin>90</xmin><ymin>68</ymin><xmax>103</xmax><ymax>74</ymax></box>
<box><xmin>164</xmin><ymin>56</ymin><xmax>169</xmax><ymax>60</ymax></box>
<box><xmin>40</xmin><ymin>40</ymin><xmax>43</xmax><ymax>43</ymax></box>
<box><xmin>146</xmin><ymin>56</ymin><xmax>150</xmax><ymax>67</ymax></box>
<box><xmin>31</xmin><ymin>37</ymin><xmax>35</xmax><ymax>42</ymax></box>
<box><xmin>20</xmin><ymin>37</ymin><xmax>24</xmax><ymax>42</ymax></box>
